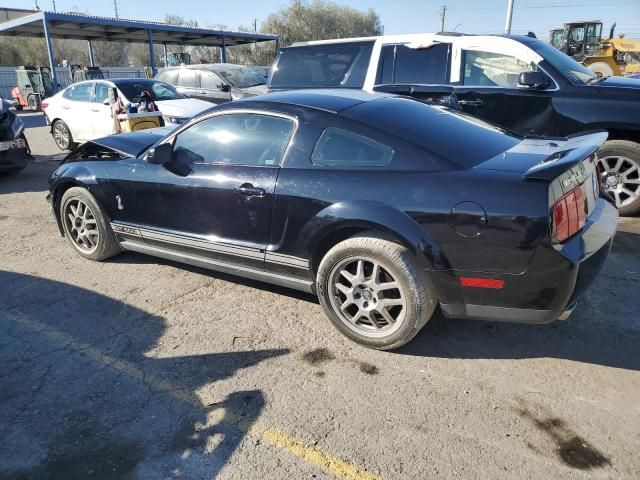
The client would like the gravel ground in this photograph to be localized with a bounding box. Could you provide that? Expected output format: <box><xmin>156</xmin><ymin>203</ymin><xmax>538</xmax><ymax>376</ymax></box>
<box><xmin>1</xmin><ymin>113</ymin><xmax>639</xmax><ymax>479</ymax></box>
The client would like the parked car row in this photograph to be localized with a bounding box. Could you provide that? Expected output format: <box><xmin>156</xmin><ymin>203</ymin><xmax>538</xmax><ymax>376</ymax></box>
<box><xmin>43</xmin><ymin>32</ymin><xmax>629</xmax><ymax>349</ymax></box>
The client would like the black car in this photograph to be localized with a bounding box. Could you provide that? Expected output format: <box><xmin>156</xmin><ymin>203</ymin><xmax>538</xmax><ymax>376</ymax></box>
<box><xmin>0</xmin><ymin>98</ymin><xmax>30</xmax><ymax>174</ymax></box>
<box><xmin>47</xmin><ymin>90</ymin><xmax>617</xmax><ymax>350</ymax></box>
<box><xmin>155</xmin><ymin>63</ymin><xmax>268</xmax><ymax>104</ymax></box>
<box><xmin>270</xmin><ymin>34</ymin><xmax>640</xmax><ymax>215</ymax></box>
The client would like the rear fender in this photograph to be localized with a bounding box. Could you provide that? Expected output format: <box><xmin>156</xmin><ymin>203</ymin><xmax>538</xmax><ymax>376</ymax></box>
<box><xmin>298</xmin><ymin>200</ymin><xmax>450</xmax><ymax>271</ymax></box>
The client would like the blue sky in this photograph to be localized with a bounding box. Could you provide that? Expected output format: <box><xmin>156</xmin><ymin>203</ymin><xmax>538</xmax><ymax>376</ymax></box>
<box><xmin>12</xmin><ymin>0</ymin><xmax>640</xmax><ymax>39</ymax></box>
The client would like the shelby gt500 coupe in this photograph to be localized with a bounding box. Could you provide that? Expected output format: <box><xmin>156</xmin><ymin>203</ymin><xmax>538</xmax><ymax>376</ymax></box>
<box><xmin>47</xmin><ymin>90</ymin><xmax>617</xmax><ymax>350</ymax></box>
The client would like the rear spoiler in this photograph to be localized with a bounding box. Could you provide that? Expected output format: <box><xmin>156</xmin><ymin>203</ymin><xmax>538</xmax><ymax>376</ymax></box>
<box><xmin>523</xmin><ymin>131</ymin><xmax>607</xmax><ymax>182</ymax></box>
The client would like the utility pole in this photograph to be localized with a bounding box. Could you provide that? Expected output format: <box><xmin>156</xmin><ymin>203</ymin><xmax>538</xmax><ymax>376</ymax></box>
<box><xmin>504</xmin><ymin>0</ymin><xmax>515</xmax><ymax>34</ymax></box>
<box><xmin>51</xmin><ymin>0</ymin><xmax>56</xmax><ymax>12</ymax></box>
<box><xmin>439</xmin><ymin>5</ymin><xmax>448</xmax><ymax>32</ymax></box>
<box><xmin>113</xmin><ymin>0</ymin><xmax>120</xmax><ymax>19</ymax></box>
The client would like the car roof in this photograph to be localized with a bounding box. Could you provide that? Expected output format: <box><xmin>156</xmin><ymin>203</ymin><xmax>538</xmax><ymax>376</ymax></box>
<box><xmin>244</xmin><ymin>89</ymin><xmax>392</xmax><ymax>114</ymax></box>
<box><xmin>290</xmin><ymin>32</ymin><xmax>532</xmax><ymax>47</ymax></box>
<box><xmin>160</xmin><ymin>63</ymin><xmax>250</xmax><ymax>72</ymax></box>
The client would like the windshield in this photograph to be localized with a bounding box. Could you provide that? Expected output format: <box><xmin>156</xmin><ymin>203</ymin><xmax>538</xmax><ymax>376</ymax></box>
<box><xmin>26</xmin><ymin>72</ymin><xmax>42</xmax><ymax>89</ymax></box>
<box><xmin>216</xmin><ymin>67</ymin><xmax>266</xmax><ymax>89</ymax></box>
<box><xmin>116</xmin><ymin>81</ymin><xmax>186</xmax><ymax>102</ymax></box>
<box><xmin>534</xmin><ymin>42</ymin><xmax>597</xmax><ymax>84</ymax></box>
<box><xmin>270</xmin><ymin>41</ymin><xmax>374</xmax><ymax>89</ymax></box>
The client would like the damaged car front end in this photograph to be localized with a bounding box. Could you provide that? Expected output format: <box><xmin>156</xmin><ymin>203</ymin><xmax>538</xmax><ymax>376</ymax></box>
<box><xmin>0</xmin><ymin>98</ymin><xmax>31</xmax><ymax>174</ymax></box>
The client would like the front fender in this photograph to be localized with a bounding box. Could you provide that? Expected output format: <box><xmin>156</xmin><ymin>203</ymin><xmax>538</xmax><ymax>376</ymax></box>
<box><xmin>49</xmin><ymin>163</ymin><xmax>105</xmax><ymax>235</ymax></box>
<box><xmin>296</xmin><ymin>200</ymin><xmax>451</xmax><ymax>271</ymax></box>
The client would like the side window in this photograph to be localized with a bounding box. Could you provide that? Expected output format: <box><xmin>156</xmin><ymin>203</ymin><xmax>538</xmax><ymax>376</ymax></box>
<box><xmin>312</xmin><ymin>127</ymin><xmax>394</xmax><ymax>168</ymax></box>
<box><xmin>393</xmin><ymin>43</ymin><xmax>450</xmax><ymax>84</ymax></box>
<box><xmin>63</xmin><ymin>83</ymin><xmax>93</xmax><ymax>102</ymax></box>
<box><xmin>93</xmin><ymin>83</ymin><xmax>110</xmax><ymax>103</ymax></box>
<box><xmin>177</xmin><ymin>69</ymin><xmax>199</xmax><ymax>88</ymax></box>
<box><xmin>462</xmin><ymin>50</ymin><xmax>537</xmax><ymax>88</ymax></box>
<box><xmin>172</xmin><ymin>114</ymin><xmax>295</xmax><ymax>167</ymax></box>
<box><xmin>200</xmin><ymin>71</ymin><xmax>222</xmax><ymax>90</ymax></box>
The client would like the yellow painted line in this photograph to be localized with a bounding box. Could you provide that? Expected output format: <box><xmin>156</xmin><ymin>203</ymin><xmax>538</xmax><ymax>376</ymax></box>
<box><xmin>8</xmin><ymin>311</ymin><xmax>380</xmax><ymax>480</ymax></box>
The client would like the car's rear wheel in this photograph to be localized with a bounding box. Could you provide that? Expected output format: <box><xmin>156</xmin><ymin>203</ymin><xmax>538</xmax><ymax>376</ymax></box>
<box><xmin>597</xmin><ymin>140</ymin><xmax>640</xmax><ymax>216</ymax></box>
<box><xmin>52</xmin><ymin>120</ymin><xmax>76</xmax><ymax>151</ymax></box>
<box><xmin>317</xmin><ymin>233</ymin><xmax>437</xmax><ymax>350</ymax></box>
<box><xmin>60</xmin><ymin>187</ymin><xmax>120</xmax><ymax>261</ymax></box>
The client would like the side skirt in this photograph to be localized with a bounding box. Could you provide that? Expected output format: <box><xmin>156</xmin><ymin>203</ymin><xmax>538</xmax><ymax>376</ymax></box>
<box><xmin>119</xmin><ymin>239</ymin><xmax>315</xmax><ymax>294</ymax></box>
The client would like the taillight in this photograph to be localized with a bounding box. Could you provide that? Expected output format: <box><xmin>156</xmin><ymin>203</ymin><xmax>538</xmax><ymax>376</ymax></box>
<box><xmin>553</xmin><ymin>186</ymin><xmax>587</xmax><ymax>243</ymax></box>
<box><xmin>40</xmin><ymin>101</ymin><xmax>48</xmax><ymax>109</ymax></box>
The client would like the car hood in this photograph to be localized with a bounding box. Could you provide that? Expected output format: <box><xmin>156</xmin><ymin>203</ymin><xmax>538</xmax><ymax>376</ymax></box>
<box><xmin>85</xmin><ymin>127</ymin><xmax>175</xmax><ymax>158</ymax></box>
<box><xmin>155</xmin><ymin>98</ymin><xmax>212</xmax><ymax>118</ymax></box>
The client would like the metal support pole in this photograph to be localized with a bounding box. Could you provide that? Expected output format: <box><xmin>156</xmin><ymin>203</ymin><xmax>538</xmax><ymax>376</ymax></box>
<box><xmin>504</xmin><ymin>0</ymin><xmax>515</xmax><ymax>35</ymax></box>
<box><xmin>275</xmin><ymin>37</ymin><xmax>280</xmax><ymax>56</ymax></box>
<box><xmin>87</xmin><ymin>39</ymin><xmax>95</xmax><ymax>67</ymax></box>
<box><xmin>42</xmin><ymin>16</ymin><xmax>59</xmax><ymax>91</ymax></box>
<box><xmin>163</xmin><ymin>43</ymin><xmax>168</xmax><ymax>68</ymax></box>
<box><xmin>147</xmin><ymin>29</ymin><xmax>156</xmax><ymax>76</ymax></box>
<box><xmin>221</xmin><ymin>35</ymin><xmax>227</xmax><ymax>63</ymax></box>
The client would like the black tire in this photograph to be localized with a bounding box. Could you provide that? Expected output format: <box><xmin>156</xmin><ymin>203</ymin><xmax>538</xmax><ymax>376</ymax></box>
<box><xmin>316</xmin><ymin>233</ymin><xmax>437</xmax><ymax>350</ymax></box>
<box><xmin>52</xmin><ymin>120</ymin><xmax>77</xmax><ymax>151</ymax></box>
<box><xmin>597</xmin><ymin>140</ymin><xmax>640</xmax><ymax>216</ymax></box>
<box><xmin>60</xmin><ymin>187</ymin><xmax>121</xmax><ymax>261</ymax></box>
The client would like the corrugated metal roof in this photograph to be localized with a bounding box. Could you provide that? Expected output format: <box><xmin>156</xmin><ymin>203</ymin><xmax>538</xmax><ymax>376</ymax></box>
<box><xmin>0</xmin><ymin>10</ymin><xmax>278</xmax><ymax>46</ymax></box>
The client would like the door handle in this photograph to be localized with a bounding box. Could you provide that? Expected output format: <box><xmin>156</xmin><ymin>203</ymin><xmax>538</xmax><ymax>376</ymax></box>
<box><xmin>458</xmin><ymin>99</ymin><xmax>483</xmax><ymax>107</ymax></box>
<box><xmin>61</xmin><ymin>105</ymin><xmax>70</xmax><ymax>109</ymax></box>
<box><xmin>91</xmin><ymin>108</ymin><xmax>100</xmax><ymax>112</ymax></box>
<box><xmin>234</xmin><ymin>183</ymin><xmax>265</xmax><ymax>197</ymax></box>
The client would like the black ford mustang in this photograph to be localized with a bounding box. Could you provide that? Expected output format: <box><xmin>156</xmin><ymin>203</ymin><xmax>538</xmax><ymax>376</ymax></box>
<box><xmin>47</xmin><ymin>90</ymin><xmax>618</xmax><ymax>350</ymax></box>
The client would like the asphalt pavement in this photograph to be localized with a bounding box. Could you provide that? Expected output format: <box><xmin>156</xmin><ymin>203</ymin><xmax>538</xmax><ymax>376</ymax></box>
<box><xmin>0</xmin><ymin>113</ymin><xmax>638</xmax><ymax>479</ymax></box>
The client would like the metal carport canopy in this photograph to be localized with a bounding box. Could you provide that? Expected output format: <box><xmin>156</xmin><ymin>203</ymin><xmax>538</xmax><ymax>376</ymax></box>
<box><xmin>0</xmin><ymin>10</ymin><xmax>279</xmax><ymax>88</ymax></box>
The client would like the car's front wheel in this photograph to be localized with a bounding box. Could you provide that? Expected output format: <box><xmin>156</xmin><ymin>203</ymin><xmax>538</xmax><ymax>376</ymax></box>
<box><xmin>52</xmin><ymin>120</ymin><xmax>77</xmax><ymax>151</ymax></box>
<box><xmin>597</xmin><ymin>140</ymin><xmax>640</xmax><ymax>216</ymax></box>
<box><xmin>60</xmin><ymin>187</ymin><xmax>120</xmax><ymax>261</ymax></box>
<box><xmin>316</xmin><ymin>233</ymin><xmax>437</xmax><ymax>350</ymax></box>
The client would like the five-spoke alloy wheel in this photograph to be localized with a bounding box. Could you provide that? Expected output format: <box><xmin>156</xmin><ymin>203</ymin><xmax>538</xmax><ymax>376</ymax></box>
<box><xmin>328</xmin><ymin>257</ymin><xmax>407</xmax><ymax>337</ymax></box>
<box><xmin>64</xmin><ymin>198</ymin><xmax>100</xmax><ymax>253</ymax></box>
<box><xmin>60</xmin><ymin>187</ymin><xmax>120</xmax><ymax>261</ymax></box>
<box><xmin>597</xmin><ymin>140</ymin><xmax>640</xmax><ymax>216</ymax></box>
<box><xmin>317</xmin><ymin>233</ymin><xmax>436</xmax><ymax>350</ymax></box>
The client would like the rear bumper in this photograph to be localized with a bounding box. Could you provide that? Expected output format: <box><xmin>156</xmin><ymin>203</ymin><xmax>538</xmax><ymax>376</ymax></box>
<box><xmin>440</xmin><ymin>197</ymin><xmax>617</xmax><ymax>324</ymax></box>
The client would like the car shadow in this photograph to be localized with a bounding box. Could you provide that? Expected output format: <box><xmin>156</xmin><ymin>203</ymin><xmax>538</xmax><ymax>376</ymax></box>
<box><xmin>399</xmin><ymin>230</ymin><xmax>640</xmax><ymax>371</ymax></box>
<box><xmin>0</xmin><ymin>161</ymin><xmax>58</xmax><ymax>195</ymax></box>
<box><xmin>0</xmin><ymin>271</ymin><xmax>288</xmax><ymax>479</ymax></box>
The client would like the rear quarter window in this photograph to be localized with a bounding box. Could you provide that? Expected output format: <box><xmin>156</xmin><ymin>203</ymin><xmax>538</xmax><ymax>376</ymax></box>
<box><xmin>312</xmin><ymin>127</ymin><xmax>394</xmax><ymax>167</ymax></box>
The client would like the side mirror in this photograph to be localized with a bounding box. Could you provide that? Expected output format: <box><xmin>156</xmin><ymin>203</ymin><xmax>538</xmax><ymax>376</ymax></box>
<box><xmin>517</xmin><ymin>71</ymin><xmax>551</xmax><ymax>90</ymax></box>
<box><xmin>102</xmin><ymin>99</ymin><xmax>110</xmax><ymax>105</ymax></box>
<box><xmin>217</xmin><ymin>82</ymin><xmax>231</xmax><ymax>92</ymax></box>
<box><xmin>146</xmin><ymin>143</ymin><xmax>173</xmax><ymax>165</ymax></box>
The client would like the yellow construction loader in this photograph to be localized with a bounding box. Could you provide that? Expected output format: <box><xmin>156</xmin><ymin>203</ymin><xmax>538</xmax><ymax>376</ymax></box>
<box><xmin>549</xmin><ymin>21</ymin><xmax>640</xmax><ymax>77</ymax></box>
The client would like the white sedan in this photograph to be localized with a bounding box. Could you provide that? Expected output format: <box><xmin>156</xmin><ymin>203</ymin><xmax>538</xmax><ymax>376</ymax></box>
<box><xmin>43</xmin><ymin>78</ymin><xmax>212</xmax><ymax>150</ymax></box>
